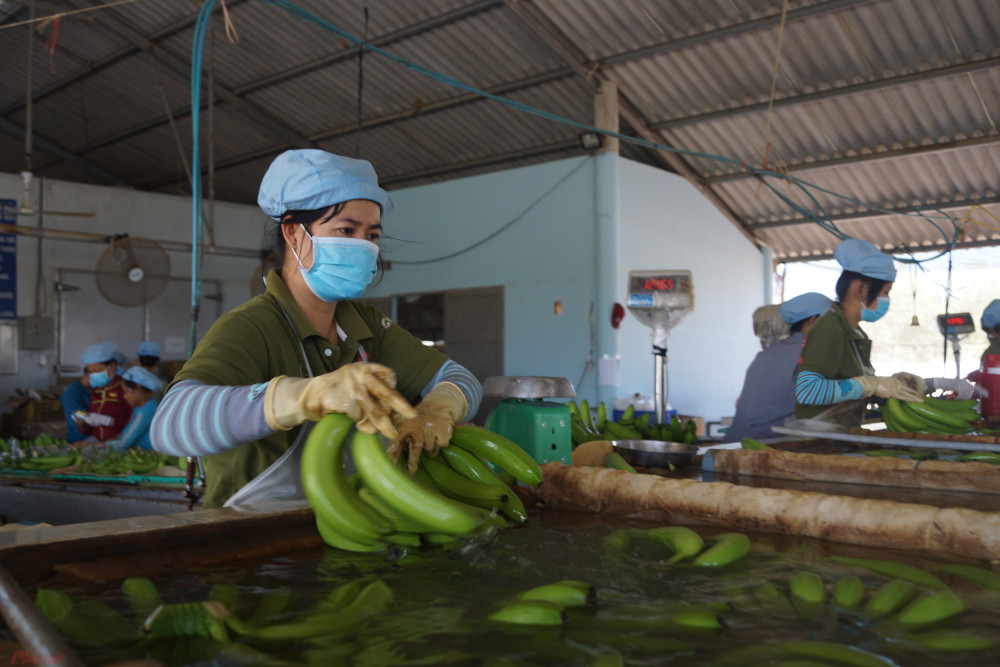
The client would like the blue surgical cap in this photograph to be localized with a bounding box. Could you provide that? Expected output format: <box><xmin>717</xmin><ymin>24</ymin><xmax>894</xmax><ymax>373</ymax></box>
<box><xmin>780</xmin><ymin>292</ymin><xmax>832</xmax><ymax>324</ymax></box>
<box><xmin>112</xmin><ymin>350</ymin><xmax>126</xmax><ymax>367</ymax></box>
<box><xmin>257</xmin><ymin>149</ymin><xmax>393</xmax><ymax>221</ymax></box>
<box><xmin>123</xmin><ymin>365</ymin><xmax>163</xmax><ymax>393</ymax></box>
<box><xmin>833</xmin><ymin>238</ymin><xmax>897</xmax><ymax>281</ymax></box>
<box><xmin>983</xmin><ymin>299</ymin><xmax>1000</xmax><ymax>330</ymax></box>
<box><xmin>81</xmin><ymin>341</ymin><xmax>117</xmax><ymax>365</ymax></box>
<box><xmin>137</xmin><ymin>340</ymin><xmax>160</xmax><ymax>357</ymax></box>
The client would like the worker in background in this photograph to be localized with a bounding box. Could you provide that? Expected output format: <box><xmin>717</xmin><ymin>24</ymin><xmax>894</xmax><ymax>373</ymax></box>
<box><xmin>100</xmin><ymin>366</ymin><xmax>163</xmax><ymax>452</ymax></box>
<box><xmin>151</xmin><ymin>149</ymin><xmax>482</xmax><ymax>508</ymax></box>
<box><xmin>112</xmin><ymin>346</ymin><xmax>128</xmax><ymax>374</ymax></box>
<box><xmin>966</xmin><ymin>299</ymin><xmax>999</xmax><ymax>405</ymax></box>
<box><xmin>74</xmin><ymin>341</ymin><xmax>133</xmax><ymax>442</ymax></box>
<box><xmin>137</xmin><ymin>340</ymin><xmax>162</xmax><ymax>378</ymax></box>
<box><xmin>60</xmin><ymin>372</ymin><xmax>91</xmax><ymax>444</ymax></box>
<box><xmin>727</xmin><ymin>292</ymin><xmax>832</xmax><ymax>441</ymax></box>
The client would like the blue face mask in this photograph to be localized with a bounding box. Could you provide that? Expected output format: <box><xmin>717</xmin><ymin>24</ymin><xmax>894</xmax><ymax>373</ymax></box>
<box><xmin>293</xmin><ymin>226</ymin><xmax>378</xmax><ymax>303</ymax></box>
<box><xmin>89</xmin><ymin>370</ymin><xmax>111</xmax><ymax>388</ymax></box>
<box><xmin>861</xmin><ymin>296</ymin><xmax>890</xmax><ymax>322</ymax></box>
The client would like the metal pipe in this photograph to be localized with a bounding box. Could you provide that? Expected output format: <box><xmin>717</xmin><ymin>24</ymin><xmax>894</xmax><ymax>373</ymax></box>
<box><xmin>653</xmin><ymin>347</ymin><xmax>667</xmax><ymax>425</ymax></box>
<box><xmin>0</xmin><ymin>563</ymin><xmax>84</xmax><ymax>667</ymax></box>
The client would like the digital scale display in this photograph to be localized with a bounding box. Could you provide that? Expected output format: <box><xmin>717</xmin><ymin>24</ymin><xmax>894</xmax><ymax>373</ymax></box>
<box><xmin>936</xmin><ymin>312</ymin><xmax>975</xmax><ymax>336</ymax></box>
<box><xmin>627</xmin><ymin>273</ymin><xmax>690</xmax><ymax>294</ymax></box>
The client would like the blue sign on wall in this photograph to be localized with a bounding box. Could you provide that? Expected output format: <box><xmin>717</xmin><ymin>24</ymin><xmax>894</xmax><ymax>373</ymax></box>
<box><xmin>0</xmin><ymin>199</ymin><xmax>17</xmax><ymax>320</ymax></box>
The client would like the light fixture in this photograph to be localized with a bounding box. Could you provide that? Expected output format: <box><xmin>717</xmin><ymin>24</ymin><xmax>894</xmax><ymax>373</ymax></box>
<box><xmin>579</xmin><ymin>132</ymin><xmax>603</xmax><ymax>150</ymax></box>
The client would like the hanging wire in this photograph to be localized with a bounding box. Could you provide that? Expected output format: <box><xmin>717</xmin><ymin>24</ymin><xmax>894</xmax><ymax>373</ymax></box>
<box><xmin>355</xmin><ymin>7</ymin><xmax>368</xmax><ymax>158</ymax></box>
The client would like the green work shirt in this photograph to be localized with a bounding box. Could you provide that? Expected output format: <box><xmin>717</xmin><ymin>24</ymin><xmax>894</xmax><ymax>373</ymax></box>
<box><xmin>171</xmin><ymin>269</ymin><xmax>447</xmax><ymax>507</ymax></box>
<box><xmin>794</xmin><ymin>303</ymin><xmax>872</xmax><ymax>425</ymax></box>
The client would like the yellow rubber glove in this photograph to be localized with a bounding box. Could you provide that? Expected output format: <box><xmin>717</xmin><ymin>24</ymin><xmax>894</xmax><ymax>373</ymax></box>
<box><xmin>263</xmin><ymin>363</ymin><xmax>418</xmax><ymax>439</ymax></box>
<box><xmin>891</xmin><ymin>372</ymin><xmax>927</xmax><ymax>396</ymax></box>
<box><xmin>387</xmin><ymin>382</ymin><xmax>467</xmax><ymax>474</ymax></box>
<box><xmin>854</xmin><ymin>376</ymin><xmax>924</xmax><ymax>403</ymax></box>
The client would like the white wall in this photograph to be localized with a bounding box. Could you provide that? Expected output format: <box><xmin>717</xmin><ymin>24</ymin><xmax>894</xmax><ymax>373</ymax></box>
<box><xmin>0</xmin><ymin>172</ymin><xmax>260</xmax><ymax>409</ymax></box>
<box><xmin>614</xmin><ymin>160</ymin><xmax>763</xmax><ymax>423</ymax></box>
<box><xmin>369</xmin><ymin>156</ymin><xmax>598</xmax><ymax>389</ymax></box>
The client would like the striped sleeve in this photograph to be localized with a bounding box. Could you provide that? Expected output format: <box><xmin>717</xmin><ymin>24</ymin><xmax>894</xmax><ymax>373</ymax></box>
<box><xmin>421</xmin><ymin>359</ymin><xmax>482</xmax><ymax>422</ymax></box>
<box><xmin>794</xmin><ymin>370</ymin><xmax>864</xmax><ymax>406</ymax></box>
<box><xmin>150</xmin><ymin>380</ymin><xmax>274</xmax><ymax>457</ymax></box>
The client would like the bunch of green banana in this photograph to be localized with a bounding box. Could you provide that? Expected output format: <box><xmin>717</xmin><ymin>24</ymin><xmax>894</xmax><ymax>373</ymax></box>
<box><xmin>604</xmin><ymin>527</ymin><xmax>751</xmax><ymax>568</ymax></box>
<box><xmin>882</xmin><ymin>397</ymin><xmax>979</xmax><ymax>435</ymax></box>
<box><xmin>488</xmin><ymin>579</ymin><xmax>594</xmax><ymax>626</ymax></box>
<box><xmin>302</xmin><ymin>414</ymin><xmax>543</xmax><ymax>553</ymax></box>
<box><xmin>956</xmin><ymin>451</ymin><xmax>1000</xmax><ymax>465</ymax></box>
<box><xmin>567</xmin><ymin>401</ymin><xmax>698</xmax><ymax>446</ymax></box>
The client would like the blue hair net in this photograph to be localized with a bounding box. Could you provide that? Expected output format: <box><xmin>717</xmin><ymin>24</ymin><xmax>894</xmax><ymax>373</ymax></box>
<box><xmin>780</xmin><ymin>292</ymin><xmax>833</xmax><ymax>324</ymax></box>
<box><xmin>137</xmin><ymin>340</ymin><xmax>160</xmax><ymax>357</ymax></box>
<box><xmin>983</xmin><ymin>299</ymin><xmax>1000</xmax><ymax>330</ymax></box>
<box><xmin>123</xmin><ymin>365</ymin><xmax>163</xmax><ymax>393</ymax></box>
<box><xmin>81</xmin><ymin>341</ymin><xmax>117</xmax><ymax>365</ymax></box>
<box><xmin>258</xmin><ymin>149</ymin><xmax>393</xmax><ymax>221</ymax></box>
<box><xmin>833</xmin><ymin>238</ymin><xmax>896</xmax><ymax>281</ymax></box>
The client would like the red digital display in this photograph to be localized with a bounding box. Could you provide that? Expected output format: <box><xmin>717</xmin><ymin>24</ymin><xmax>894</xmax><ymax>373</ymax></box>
<box><xmin>946</xmin><ymin>315</ymin><xmax>968</xmax><ymax>326</ymax></box>
<box><xmin>644</xmin><ymin>277</ymin><xmax>675</xmax><ymax>291</ymax></box>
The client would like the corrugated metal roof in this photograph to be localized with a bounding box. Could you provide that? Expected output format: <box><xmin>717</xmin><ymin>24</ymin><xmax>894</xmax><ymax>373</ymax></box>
<box><xmin>1</xmin><ymin>0</ymin><xmax>997</xmax><ymax>260</ymax></box>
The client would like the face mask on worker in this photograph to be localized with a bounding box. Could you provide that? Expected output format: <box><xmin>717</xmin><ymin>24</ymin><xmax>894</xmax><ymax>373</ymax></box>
<box><xmin>861</xmin><ymin>296</ymin><xmax>890</xmax><ymax>322</ymax></box>
<box><xmin>292</xmin><ymin>225</ymin><xmax>378</xmax><ymax>302</ymax></box>
<box><xmin>89</xmin><ymin>370</ymin><xmax>111</xmax><ymax>388</ymax></box>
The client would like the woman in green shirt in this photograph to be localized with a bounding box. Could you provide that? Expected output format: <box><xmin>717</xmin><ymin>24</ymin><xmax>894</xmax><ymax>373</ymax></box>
<box><xmin>151</xmin><ymin>150</ymin><xmax>482</xmax><ymax>508</ymax></box>
<box><xmin>791</xmin><ymin>238</ymin><xmax>925</xmax><ymax>430</ymax></box>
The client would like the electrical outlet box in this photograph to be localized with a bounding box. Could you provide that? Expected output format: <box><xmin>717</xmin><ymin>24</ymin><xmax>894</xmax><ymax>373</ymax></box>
<box><xmin>18</xmin><ymin>316</ymin><xmax>53</xmax><ymax>351</ymax></box>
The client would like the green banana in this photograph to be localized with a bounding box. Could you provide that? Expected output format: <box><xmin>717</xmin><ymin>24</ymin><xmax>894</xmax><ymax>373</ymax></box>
<box><xmin>666</xmin><ymin>606</ymin><xmax>724</xmax><ymax>633</ymax></box>
<box><xmin>419</xmin><ymin>454</ymin><xmax>509</xmax><ymax>510</ymax></box>
<box><xmin>301</xmin><ymin>414</ymin><xmax>390</xmax><ymax>548</ymax></box>
<box><xmin>832</xmin><ymin>556</ymin><xmax>945</xmax><ymax>588</ymax></box>
<box><xmin>863</xmin><ymin>449</ymin><xmax>907</xmax><ymax>458</ymax></box>
<box><xmin>896</xmin><ymin>590</ymin><xmax>965</xmax><ymax>629</ymax></box>
<box><xmin>450</xmin><ymin>424</ymin><xmax>543</xmax><ymax>486</ymax></box>
<box><xmin>863</xmin><ymin>579</ymin><xmax>917</xmax><ymax>618</ymax></box>
<box><xmin>602</xmin><ymin>528</ymin><xmax>631</xmax><ymax>552</ymax></box>
<box><xmin>789</xmin><ymin>571</ymin><xmax>826</xmax><ymax>615</ymax></box>
<box><xmin>356</xmin><ymin>484</ymin><xmax>436</xmax><ymax>534</ymax></box>
<box><xmin>315</xmin><ymin>515</ymin><xmax>384</xmax><ymax>553</ymax></box>
<box><xmin>246</xmin><ymin>586</ymin><xmax>296</xmax><ymax>627</ymax></box>
<box><xmin>714</xmin><ymin>641</ymin><xmax>895</xmax><ymax>667</ymax></box>
<box><xmin>488</xmin><ymin>599</ymin><xmax>567</xmax><ymax>626</ymax></box>
<box><xmin>602</xmin><ymin>420</ymin><xmax>643</xmax><ymax>440</ymax></box>
<box><xmin>741</xmin><ymin>437</ymin><xmax>771</xmax><ymax>450</ymax></box>
<box><xmin>384</xmin><ymin>531</ymin><xmax>422</xmax><ymax>547</ymax></box>
<box><xmin>831</xmin><ymin>575</ymin><xmax>866</xmax><ymax>611</ymax></box>
<box><xmin>885</xmin><ymin>397</ymin><xmax>927</xmax><ymax>432</ymax></box>
<box><xmin>517</xmin><ymin>581</ymin><xmax>595</xmax><ymax>608</ymax></box>
<box><xmin>143</xmin><ymin>601</ymin><xmax>230</xmax><ymax>643</ymax></box>
<box><xmin>122</xmin><ymin>576</ymin><xmax>162</xmax><ymax>622</ymax></box>
<box><xmin>957</xmin><ymin>451</ymin><xmax>1000</xmax><ymax>465</ymax></box>
<box><xmin>691</xmin><ymin>532</ymin><xmax>751</xmax><ymax>567</ymax></box>
<box><xmin>439</xmin><ymin>445</ymin><xmax>525</xmax><ymax>523</ymax></box>
<box><xmin>567</xmin><ymin>401</ymin><xmax>579</xmax><ymax>418</ymax></box>
<box><xmin>910</xmin><ymin>629</ymin><xmax>995</xmax><ymax>651</ymax></box>
<box><xmin>902</xmin><ymin>400</ymin><xmax>972</xmax><ymax>432</ymax></box>
<box><xmin>645</xmin><ymin>526</ymin><xmax>704</xmax><ymax>564</ymax></box>
<box><xmin>604</xmin><ymin>451</ymin><xmax>637</xmax><ymax>473</ymax></box>
<box><xmin>924</xmin><ymin>397</ymin><xmax>978</xmax><ymax>411</ymax></box>
<box><xmin>619</xmin><ymin>404</ymin><xmax>635</xmax><ymax>424</ymax></box>
<box><xmin>352</xmin><ymin>430</ymin><xmax>485</xmax><ymax>535</ymax></box>
<box><xmin>578</xmin><ymin>400</ymin><xmax>597</xmax><ymax>434</ymax></box>
<box><xmin>937</xmin><ymin>564</ymin><xmax>1000</xmax><ymax>590</ymax></box>
<box><xmin>596</xmin><ymin>402</ymin><xmax>608</xmax><ymax>432</ymax></box>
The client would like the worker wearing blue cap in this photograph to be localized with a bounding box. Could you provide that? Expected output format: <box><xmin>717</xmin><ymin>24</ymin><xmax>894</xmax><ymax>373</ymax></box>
<box><xmin>151</xmin><ymin>149</ymin><xmax>482</xmax><ymax>512</ymax></box>
<box><xmin>791</xmin><ymin>238</ymin><xmax>975</xmax><ymax>430</ymax></box>
<box><xmin>137</xmin><ymin>340</ymin><xmax>162</xmax><ymax>376</ymax></box>
<box><xmin>966</xmin><ymin>299</ymin><xmax>1000</xmax><ymax>395</ymax></box>
<box><xmin>73</xmin><ymin>341</ymin><xmax>133</xmax><ymax>442</ymax></box>
<box><xmin>728</xmin><ymin>293</ymin><xmax>832</xmax><ymax>441</ymax></box>
<box><xmin>102</xmin><ymin>366</ymin><xmax>163</xmax><ymax>452</ymax></box>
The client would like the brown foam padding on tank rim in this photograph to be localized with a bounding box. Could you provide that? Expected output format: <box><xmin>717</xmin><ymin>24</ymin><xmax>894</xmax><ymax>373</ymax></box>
<box><xmin>536</xmin><ymin>462</ymin><xmax>1000</xmax><ymax>560</ymax></box>
<box><xmin>710</xmin><ymin>448</ymin><xmax>1000</xmax><ymax>494</ymax></box>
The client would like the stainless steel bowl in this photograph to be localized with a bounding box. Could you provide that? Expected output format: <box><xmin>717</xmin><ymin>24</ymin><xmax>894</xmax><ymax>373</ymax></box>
<box><xmin>612</xmin><ymin>440</ymin><xmax>699</xmax><ymax>469</ymax></box>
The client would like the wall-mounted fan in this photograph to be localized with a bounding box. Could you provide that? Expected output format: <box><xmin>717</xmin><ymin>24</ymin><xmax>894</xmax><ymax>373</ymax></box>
<box><xmin>95</xmin><ymin>236</ymin><xmax>171</xmax><ymax>307</ymax></box>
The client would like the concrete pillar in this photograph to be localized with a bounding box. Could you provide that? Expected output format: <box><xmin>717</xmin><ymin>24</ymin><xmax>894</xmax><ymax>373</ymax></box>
<box><xmin>594</xmin><ymin>81</ymin><xmax>619</xmax><ymax>406</ymax></box>
<box><xmin>762</xmin><ymin>245</ymin><xmax>774</xmax><ymax>304</ymax></box>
